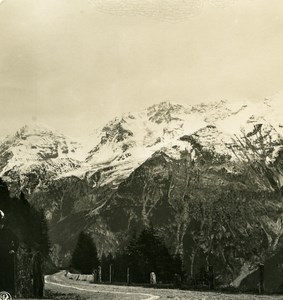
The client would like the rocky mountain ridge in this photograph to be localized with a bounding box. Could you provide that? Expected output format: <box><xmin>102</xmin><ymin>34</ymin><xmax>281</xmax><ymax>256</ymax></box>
<box><xmin>1</xmin><ymin>96</ymin><xmax>283</xmax><ymax>290</ymax></box>
<box><xmin>1</xmin><ymin>97</ymin><xmax>282</xmax><ymax>191</ymax></box>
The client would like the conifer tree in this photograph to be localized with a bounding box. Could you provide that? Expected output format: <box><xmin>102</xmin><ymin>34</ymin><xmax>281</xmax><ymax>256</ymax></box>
<box><xmin>126</xmin><ymin>226</ymin><xmax>181</xmax><ymax>283</ymax></box>
<box><xmin>71</xmin><ymin>231</ymin><xmax>99</xmax><ymax>274</ymax></box>
<box><xmin>0</xmin><ymin>178</ymin><xmax>51</xmax><ymax>297</ymax></box>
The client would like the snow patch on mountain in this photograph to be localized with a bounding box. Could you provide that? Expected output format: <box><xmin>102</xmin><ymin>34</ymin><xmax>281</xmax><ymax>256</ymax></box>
<box><xmin>0</xmin><ymin>124</ymin><xmax>87</xmax><ymax>194</ymax></box>
<box><xmin>1</xmin><ymin>95</ymin><xmax>283</xmax><ymax>190</ymax></box>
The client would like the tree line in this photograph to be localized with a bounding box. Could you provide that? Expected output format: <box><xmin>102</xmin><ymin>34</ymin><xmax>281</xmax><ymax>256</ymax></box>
<box><xmin>70</xmin><ymin>226</ymin><xmax>183</xmax><ymax>284</ymax></box>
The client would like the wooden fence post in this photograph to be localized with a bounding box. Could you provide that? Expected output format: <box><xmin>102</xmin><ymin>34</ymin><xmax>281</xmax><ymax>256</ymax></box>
<box><xmin>12</xmin><ymin>251</ymin><xmax>17</xmax><ymax>298</ymax></box>
<box><xmin>259</xmin><ymin>264</ymin><xmax>264</xmax><ymax>294</ymax></box>
<box><xmin>98</xmin><ymin>266</ymin><xmax>102</xmax><ymax>283</ymax></box>
<box><xmin>127</xmin><ymin>267</ymin><xmax>130</xmax><ymax>285</ymax></box>
<box><xmin>109</xmin><ymin>264</ymin><xmax>112</xmax><ymax>284</ymax></box>
<box><xmin>208</xmin><ymin>265</ymin><xmax>214</xmax><ymax>290</ymax></box>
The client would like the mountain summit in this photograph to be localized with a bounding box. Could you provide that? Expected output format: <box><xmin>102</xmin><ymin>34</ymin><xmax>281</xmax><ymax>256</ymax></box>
<box><xmin>0</xmin><ymin>97</ymin><xmax>283</xmax><ymax>290</ymax></box>
<box><xmin>1</xmin><ymin>98</ymin><xmax>282</xmax><ymax>193</ymax></box>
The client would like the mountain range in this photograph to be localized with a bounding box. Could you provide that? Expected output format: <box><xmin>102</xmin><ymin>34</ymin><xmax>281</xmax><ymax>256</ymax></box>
<box><xmin>1</xmin><ymin>95</ymin><xmax>283</xmax><ymax>290</ymax></box>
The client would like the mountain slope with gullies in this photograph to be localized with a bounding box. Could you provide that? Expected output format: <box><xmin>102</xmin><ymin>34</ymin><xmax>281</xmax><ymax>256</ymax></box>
<box><xmin>1</xmin><ymin>96</ymin><xmax>283</xmax><ymax>290</ymax></box>
<box><xmin>0</xmin><ymin>124</ymin><xmax>86</xmax><ymax>198</ymax></box>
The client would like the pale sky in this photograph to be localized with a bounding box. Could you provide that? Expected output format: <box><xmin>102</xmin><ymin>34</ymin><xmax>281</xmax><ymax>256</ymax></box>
<box><xmin>1</xmin><ymin>0</ymin><xmax>283</xmax><ymax>138</ymax></box>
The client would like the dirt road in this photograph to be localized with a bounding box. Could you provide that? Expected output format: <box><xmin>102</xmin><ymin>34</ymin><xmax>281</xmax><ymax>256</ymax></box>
<box><xmin>45</xmin><ymin>271</ymin><xmax>283</xmax><ymax>300</ymax></box>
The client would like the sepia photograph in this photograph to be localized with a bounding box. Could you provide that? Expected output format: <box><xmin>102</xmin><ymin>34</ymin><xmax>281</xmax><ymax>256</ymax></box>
<box><xmin>1</xmin><ymin>0</ymin><xmax>283</xmax><ymax>299</ymax></box>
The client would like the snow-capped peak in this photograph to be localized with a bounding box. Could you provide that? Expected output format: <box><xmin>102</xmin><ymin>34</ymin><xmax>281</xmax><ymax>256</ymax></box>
<box><xmin>1</xmin><ymin>95</ymin><xmax>283</xmax><ymax>190</ymax></box>
<box><xmin>0</xmin><ymin>123</ymin><xmax>86</xmax><ymax>181</ymax></box>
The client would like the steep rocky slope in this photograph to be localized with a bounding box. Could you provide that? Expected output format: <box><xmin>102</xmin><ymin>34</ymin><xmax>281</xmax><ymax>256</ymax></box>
<box><xmin>1</xmin><ymin>97</ymin><xmax>283</xmax><ymax>289</ymax></box>
<box><xmin>0</xmin><ymin>124</ymin><xmax>85</xmax><ymax>196</ymax></box>
<box><xmin>95</xmin><ymin>121</ymin><xmax>283</xmax><ymax>285</ymax></box>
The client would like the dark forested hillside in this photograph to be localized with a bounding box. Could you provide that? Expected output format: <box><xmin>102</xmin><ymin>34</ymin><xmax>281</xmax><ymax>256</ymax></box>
<box><xmin>0</xmin><ymin>178</ymin><xmax>50</xmax><ymax>297</ymax></box>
